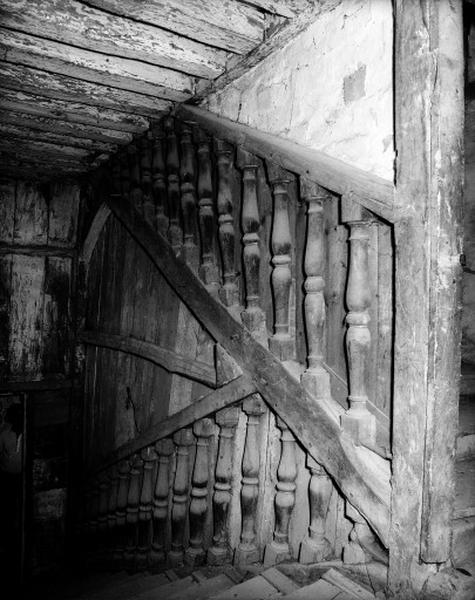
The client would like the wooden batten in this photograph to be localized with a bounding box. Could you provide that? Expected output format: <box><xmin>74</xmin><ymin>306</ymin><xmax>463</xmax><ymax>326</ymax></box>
<box><xmin>243</xmin><ymin>0</ymin><xmax>312</xmax><ymax>18</ymax></box>
<box><xmin>0</xmin><ymin>0</ymin><xmax>227</xmax><ymax>78</ymax></box>
<box><xmin>85</xmin><ymin>0</ymin><xmax>264</xmax><ymax>54</ymax></box>
<box><xmin>0</xmin><ymin>28</ymin><xmax>195</xmax><ymax>98</ymax></box>
<box><xmin>0</xmin><ymin>88</ymin><xmax>150</xmax><ymax>133</ymax></box>
<box><xmin>0</xmin><ymin>62</ymin><xmax>180</xmax><ymax>114</ymax></box>
<box><xmin>177</xmin><ymin>105</ymin><xmax>394</xmax><ymax>221</ymax></box>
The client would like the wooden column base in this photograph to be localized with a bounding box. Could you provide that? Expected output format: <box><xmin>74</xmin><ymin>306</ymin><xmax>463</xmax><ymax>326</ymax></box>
<box><xmin>185</xmin><ymin>546</ymin><xmax>206</xmax><ymax>567</ymax></box>
<box><xmin>168</xmin><ymin>549</ymin><xmax>185</xmax><ymax>568</ymax></box>
<box><xmin>299</xmin><ymin>535</ymin><xmax>332</xmax><ymax>564</ymax></box>
<box><xmin>263</xmin><ymin>540</ymin><xmax>291</xmax><ymax>567</ymax></box>
<box><xmin>340</xmin><ymin>408</ymin><xmax>376</xmax><ymax>446</ymax></box>
<box><xmin>241</xmin><ymin>307</ymin><xmax>267</xmax><ymax>347</ymax></box>
<box><xmin>269</xmin><ymin>334</ymin><xmax>294</xmax><ymax>361</ymax></box>
<box><xmin>148</xmin><ymin>547</ymin><xmax>166</xmax><ymax>572</ymax></box>
<box><xmin>234</xmin><ymin>544</ymin><xmax>260</xmax><ymax>566</ymax></box>
<box><xmin>207</xmin><ymin>545</ymin><xmax>231</xmax><ymax>566</ymax></box>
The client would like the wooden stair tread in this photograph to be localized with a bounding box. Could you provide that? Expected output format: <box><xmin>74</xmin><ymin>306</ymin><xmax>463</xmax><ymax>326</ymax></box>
<box><xmin>208</xmin><ymin>573</ymin><xmax>282</xmax><ymax>599</ymax></box>
<box><xmin>281</xmin><ymin>578</ymin><xmax>351</xmax><ymax>600</ymax></box>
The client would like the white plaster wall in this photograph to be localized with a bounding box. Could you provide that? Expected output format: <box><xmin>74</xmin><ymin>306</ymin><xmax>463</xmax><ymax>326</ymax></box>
<box><xmin>203</xmin><ymin>0</ymin><xmax>394</xmax><ymax>180</ymax></box>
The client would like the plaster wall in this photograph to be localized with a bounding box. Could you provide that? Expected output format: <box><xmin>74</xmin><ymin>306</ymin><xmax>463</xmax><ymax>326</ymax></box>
<box><xmin>203</xmin><ymin>0</ymin><xmax>394</xmax><ymax>180</ymax></box>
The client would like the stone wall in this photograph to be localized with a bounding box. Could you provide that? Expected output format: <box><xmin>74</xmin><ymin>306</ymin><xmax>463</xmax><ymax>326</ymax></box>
<box><xmin>202</xmin><ymin>0</ymin><xmax>394</xmax><ymax>180</ymax></box>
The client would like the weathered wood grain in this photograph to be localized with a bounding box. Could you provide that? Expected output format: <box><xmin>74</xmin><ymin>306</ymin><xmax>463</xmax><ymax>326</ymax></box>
<box><xmin>80</xmin><ymin>204</ymin><xmax>112</xmax><ymax>268</ymax></box>
<box><xmin>389</xmin><ymin>0</ymin><xmax>464</xmax><ymax>595</ymax></box>
<box><xmin>47</xmin><ymin>182</ymin><xmax>81</xmax><ymax>249</ymax></box>
<box><xmin>0</xmin><ymin>62</ymin><xmax>185</xmax><ymax>108</ymax></box>
<box><xmin>85</xmin><ymin>0</ymin><xmax>264</xmax><ymax>54</ymax></box>
<box><xmin>177</xmin><ymin>105</ymin><xmax>394</xmax><ymax>220</ymax></box>
<box><xmin>0</xmin><ymin>0</ymin><xmax>227</xmax><ymax>78</ymax></box>
<box><xmin>0</xmin><ymin>28</ymin><xmax>194</xmax><ymax>98</ymax></box>
<box><xmin>0</xmin><ymin>111</ymin><xmax>133</xmax><ymax>145</ymax></box>
<box><xmin>0</xmin><ymin>180</ymin><xmax>16</xmax><ymax>244</ymax></box>
<box><xmin>94</xmin><ymin>375</ymin><xmax>256</xmax><ymax>472</ymax></box>
<box><xmin>0</xmin><ymin>138</ymin><xmax>91</xmax><ymax>163</ymax></box>
<box><xmin>243</xmin><ymin>0</ymin><xmax>312</xmax><ymax>18</ymax></box>
<box><xmin>81</xmin><ymin>330</ymin><xmax>217</xmax><ymax>387</ymax></box>
<box><xmin>13</xmin><ymin>181</ymin><xmax>48</xmax><ymax>245</ymax></box>
<box><xmin>104</xmin><ymin>191</ymin><xmax>391</xmax><ymax>546</ymax></box>
<box><xmin>0</xmin><ymin>89</ymin><xmax>149</xmax><ymax>133</ymax></box>
<box><xmin>0</xmin><ymin>255</ymin><xmax>12</xmax><ymax>380</ymax></box>
<box><xmin>0</xmin><ymin>123</ymin><xmax>117</xmax><ymax>153</ymax></box>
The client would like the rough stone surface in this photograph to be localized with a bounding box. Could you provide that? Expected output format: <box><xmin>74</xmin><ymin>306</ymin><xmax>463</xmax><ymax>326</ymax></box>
<box><xmin>203</xmin><ymin>0</ymin><xmax>393</xmax><ymax>180</ymax></box>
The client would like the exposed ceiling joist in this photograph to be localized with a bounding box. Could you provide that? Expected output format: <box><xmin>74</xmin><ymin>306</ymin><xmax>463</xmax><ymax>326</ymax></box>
<box><xmin>85</xmin><ymin>0</ymin><xmax>264</xmax><ymax>53</ymax></box>
<box><xmin>0</xmin><ymin>89</ymin><xmax>150</xmax><ymax>133</ymax></box>
<box><xmin>0</xmin><ymin>28</ymin><xmax>195</xmax><ymax>98</ymax></box>
<box><xmin>0</xmin><ymin>139</ymin><xmax>93</xmax><ymax>160</ymax></box>
<box><xmin>242</xmin><ymin>0</ymin><xmax>312</xmax><ymax>18</ymax></box>
<box><xmin>0</xmin><ymin>123</ymin><xmax>118</xmax><ymax>154</ymax></box>
<box><xmin>0</xmin><ymin>63</ymin><xmax>185</xmax><ymax>113</ymax></box>
<box><xmin>0</xmin><ymin>0</ymin><xmax>228</xmax><ymax>78</ymax></box>
<box><xmin>0</xmin><ymin>111</ymin><xmax>134</xmax><ymax>145</ymax></box>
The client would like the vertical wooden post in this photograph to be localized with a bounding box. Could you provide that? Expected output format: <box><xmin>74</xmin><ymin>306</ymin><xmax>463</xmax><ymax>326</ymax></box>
<box><xmin>137</xmin><ymin>445</ymin><xmax>158</xmax><ymax>570</ymax></box>
<box><xmin>197</xmin><ymin>129</ymin><xmax>220</xmax><ymax>298</ymax></box>
<box><xmin>150</xmin><ymin>438</ymin><xmax>174</xmax><ymax>571</ymax></box>
<box><xmin>164</xmin><ymin>116</ymin><xmax>183</xmax><ymax>254</ymax></box>
<box><xmin>128</xmin><ymin>142</ymin><xmax>143</xmax><ymax>213</ymax></box>
<box><xmin>180</xmin><ymin>121</ymin><xmax>200</xmax><ymax>272</ymax></box>
<box><xmin>186</xmin><ymin>418</ymin><xmax>215</xmax><ymax>566</ymax></box>
<box><xmin>264</xmin><ymin>416</ymin><xmax>297</xmax><ymax>567</ymax></box>
<box><xmin>340</xmin><ymin>197</ymin><xmax>376</xmax><ymax>446</ymax></box>
<box><xmin>235</xmin><ymin>395</ymin><xmax>265</xmax><ymax>566</ymax></box>
<box><xmin>169</xmin><ymin>428</ymin><xmax>194</xmax><ymax>568</ymax></box>
<box><xmin>267</xmin><ymin>162</ymin><xmax>294</xmax><ymax>360</ymax></box>
<box><xmin>124</xmin><ymin>453</ymin><xmax>143</xmax><ymax>571</ymax></box>
<box><xmin>300</xmin><ymin>180</ymin><xmax>331</xmax><ymax>400</ymax></box>
<box><xmin>114</xmin><ymin>459</ymin><xmax>130</xmax><ymax>567</ymax></box>
<box><xmin>208</xmin><ymin>406</ymin><xmax>240</xmax><ymax>565</ymax></box>
<box><xmin>389</xmin><ymin>1</ymin><xmax>463</xmax><ymax>596</ymax></box>
<box><xmin>140</xmin><ymin>134</ymin><xmax>155</xmax><ymax>227</ymax></box>
<box><xmin>299</xmin><ymin>457</ymin><xmax>333</xmax><ymax>563</ymax></box>
<box><xmin>236</xmin><ymin>148</ymin><xmax>267</xmax><ymax>346</ymax></box>
<box><xmin>215</xmin><ymin>139</ymin><xmax>238</xmax><ymax>307</ymax></box>
<box><xmin>151</xmin><ymin>122</ymin><xmax>169</xmax><ymax>236</ymax></box>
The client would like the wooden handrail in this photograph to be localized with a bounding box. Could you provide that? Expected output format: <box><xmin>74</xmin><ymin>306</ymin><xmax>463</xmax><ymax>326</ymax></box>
<box><xmin>176</xmin><ymin>105</ymin><xmax>396</xmax><ymax>222</ymax></box>
<box><xmin>81</xmin><ymin>330</ymin><xmax>217</xmax><ymax>387</ymax></box>
<box><xmin>103</xmin><ymin>189</ymin><xmax>391</xmax><ymax>547</ymax></box>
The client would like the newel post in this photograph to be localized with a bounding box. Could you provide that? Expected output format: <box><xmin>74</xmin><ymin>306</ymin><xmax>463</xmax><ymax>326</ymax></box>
<box><xmin>237</xmin><ymin>148</ymin><xmax>267</xmax><ymax>346</ymax></box>
<box><xmin>267</xmin><ymin>162</ymin><xmax>294</xmax><ymax>360</ymax></box>
<box><xmin>340</xmin><ymin>196</ymin><xmax>376</xmax><ymax>446</ymax></box>
<box><xmin>300</xmin><ymin>180</ymin><xmax>331</xmax><ymax>400</ymax></box>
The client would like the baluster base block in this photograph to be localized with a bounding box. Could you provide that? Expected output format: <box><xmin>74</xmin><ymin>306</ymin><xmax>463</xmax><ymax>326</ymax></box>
<box><xmin>207</xmin><ymin>545</ymin><xmax>232</xmax><ymax>566</ymax></box>
<box><xmin>148</xmin><ymin>548</ymin><xmax>166</xmax><ymax>573</ymax></box>
<box><xmin>340</xmin><ymin>410</ymin><xmax>376</xmax><ymax>446</ymax></box>
<box><xmin>184</xmin><ymin>244</ymin><xmax>200</xmax><ymax>274</ymax></box>
<box><xmin>241</xmin><ymin>308</ymin><xmax>267</xmax><ymax>347</ymax></box>
<box><xmin>269</xmin><ymin>335</ymin><xmax>295</xmax><ymax>361</ymax></box>
<box><xmin>301</xmin><ymin>368</ymin><xmax>331</xmax><ymax>400</ymax></box>
<box><xmin>168</xmin><ymin>549</ymin><xmax>185</xmax><ymax>568</ymax></box>
<box><xmin>219</xmin><ymin>282</ymin><xmax>239</xmax><ymax>307</ymax></box>
<box><xmin>299</xmin><ymin>536</ymin><xmax>333</xmax><ymax>564</ymax></box>
<box><xmin>234</xmin><ymin>544</ymin><xmax>260</xmax><ymax>567</ymax></box>
<box><xmin>263</xmin><ymin>540</ymin><xmax>291</xmax><ymax>568</ymax></box>
<box><xmin>185</xmin><ymin>546</ymin><xmax>206</xmax><ymax>567</ymax></box>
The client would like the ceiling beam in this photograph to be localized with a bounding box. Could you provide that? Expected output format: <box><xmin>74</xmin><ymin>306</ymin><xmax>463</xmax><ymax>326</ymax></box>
<box><xmin>0</xmin><ymin>0</ymin><xmax>227</xmax><ymax>78</ymax></box>
<box><xmin>0</xmin><ymin>63</ymin><xmax>181</xmax><ymax>116</ymax></box>
<box><xmin>0</xmin><ymin>88</ymin><xmax>150</xmax><ymax>133</ymax></box>
<box><xmin>0</xmin><ymin>123</ymin><xmax>118</xmax><ymax>153</ymax></box>
<box><xmin>241</xmin><ymin>0</ymin><xmax>312</xmax><ymax>18</ymax></box>
<box><xmin>0</xmin><ymin>28</ymin><xmax>195</xmax><ymax>98</ymax></box>
<box><xmin>0</xmin><ymin>138</ymin><xmax>93</xmax><ymax>160</ymax></box>
<box><xmin>0</xmin><ymin>111</ymin><xmax>133</xmax><ymax>145</ymax></box>
<box><xmin>85</xmin><ymin>0</ymin><xmax>264</xmax><ymax>54</ymax></box>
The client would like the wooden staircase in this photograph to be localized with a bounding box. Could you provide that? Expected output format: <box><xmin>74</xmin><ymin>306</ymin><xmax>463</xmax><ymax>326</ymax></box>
<box><xmin>71</xmin><ymin>110</ymin><xmax>474</xmax><ymax>594</ymax></box>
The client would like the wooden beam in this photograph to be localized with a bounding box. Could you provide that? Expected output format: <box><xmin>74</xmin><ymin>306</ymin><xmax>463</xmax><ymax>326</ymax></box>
<box><xmin>104</xmin><ymin>190</ymin><xmax>391</xmax><ymax>546</ymax></box>
<box><xmin>0</xmin><ymin>0</ymin><xmax>227</xmax><ymax>78</ymax></box>
<box><xmin>0</xmin><ymin>123</ymin><xmax>117</xmax><ymax>153</ymax></box>
<box><xmin>0</xmin><ymin>111</ymin><xmax>133</xmax><ymax>145</ymax></box>
<box><xmin>85</xmin><ymin>0</ymin><xmax>264</xmax><ymax>54</ymax></box>
<box><xmin>178</xmin><ymin>104</ymin><xmax>395</xmax><ymax>220</ymax></box>
<box><xmin>195</xmin><ymin>0</ymin><xmax>343</xmax><ymax>98</ymax></box>
<box><xmin>81</xmin><ymin>330</ymin><xmax>217</xmax><ymax>387</ymax></box>
<box><xmin>241</xmin><ymin>0</ymin><xmax>312</xmax><ymax>18</ymax></box>
<box><xmin>0</xmin><ymin>28</ymin><xmax>195</xmax><ymax>98</ymax></box>
<box><xmin>389</xmin><ymin>0</ymin><xmax>464</xmax><ymax>595</ymax></box>
<box><xmin>0</xmin><ymin>88</ymin><xmax>150</xmax><ymax>133</ymax></box>
<box><xmin>92</xmin><ymin>374</ymin><xmax>257</xmax><ymax>472</ymax></box>
<box><xmin>80</xmin><ymin>203</ymin><xmax>112</xmax><ymax>267</ymax></box>
<box><xmin>0</xmin><ymin>62</ymin><xmax>179</xmax><ymax>115</ymax></box>
<box><xmin>0</xmin><ymin>243</ymin><xmax>76</xmax><ymax>258</ymax></box>
<box><xmin>0</xmin><ymin>377</ymin><xmax>74</xmax><ymax>393</ymax></box>
<box><xmin>0</xmin><ymin>138</ymin><xmax>91</xmax><ymax>160</ymax></box>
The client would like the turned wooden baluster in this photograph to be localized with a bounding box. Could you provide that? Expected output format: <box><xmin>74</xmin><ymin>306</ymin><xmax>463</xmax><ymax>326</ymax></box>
<box><xmin>264</xmin><ymin>416</ymin><xmax>297</xmax><ymax>566</ymax></box>
<box><xmin>300</xmin><ymin>180</ymin><xmax>332</xmax><ymax>399</ymax></box>
<box><xmin>124</xmin><ymin>453</ymin><xmax>143</xmax><ymax>571</ymax></box>
<box><xmin>114</xmin><ymin>460</ymin><xmax>130</xmax><ymax>567</ymax></box>
<box><xmin>179</xmin><ymin>121</ymin><xmax>199</xmax><ymax>272</ymax></box>
<box><xmin>197</xmin><ymin>129</ymin><xmax>220</xmax><ymax>298</ymax></box>
<box><xmin>169</xmin><ymin>428</ymin><xmax>194</xmax><ymax>567</ymax></box>
<box><xmin>215</xmin><ymin>139</ymin><xmax>238</xmax><ymax>307</ymax></box>
<box><xmin>299</xmin><ymin>457</ymin><xmax>333</xmax><ymax>563</ymax></box>
<box><xmin>150</xmin><ymin>438</ymin><xmax>174</xmax><ymax>571</ymax></box>
<box><xmin>267</xmin><ymin>162</ymin><xmax>294</xmax><ymax>360</ymax></box>
<box><xmin>235</xmin><ymin>395</ymin><xmax>265</xmax><ymax>566</ymax></box>
<box><xmin>340</xmin><ymin>197</ymin><xmax>376</xmax><ymax>445</ymax></box>
<box><xmin>237</xmin><ymin>149</ymin><xmax>267</xmax><ymax>346</ymax></box>
<box><xmin>137</xmin><ymin>446</ymin><xmax>158</xmax><ymax>570</ymax></box>
<box><xmin>140</xmin><ymin>134</ymin><xmax>155</xmax><ymax>226</ymax></box>
<box><xmin>151</xmin><ymin>122</ymin><xmax>169</xmax><ymax>236</ymax></box>
<box><xmin>186</xmin><ymin>418</ymin><xmax>215</xmax><ymax>565</ymax></box>
<box><xmin>164</xmin><ymin>116</ymin><xmax>183</xmax><ymax>253</ymax></box>
<box><xmin>129</xmin><ymin>142</ymin><xmax>143</xmax><ymax>213</ymax></box>
<box><xmin>208</xmin><ymin>407</ymin><xmax>240</xmax><ymax>565</ymax></box>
